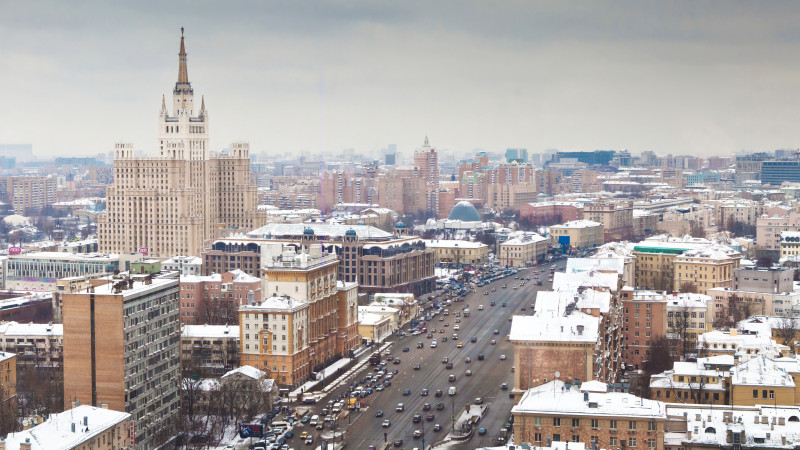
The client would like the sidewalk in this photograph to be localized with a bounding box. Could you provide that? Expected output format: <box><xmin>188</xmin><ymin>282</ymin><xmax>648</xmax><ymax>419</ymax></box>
<box><xmin>289</xmin><ymin>357</ymin><xmax>354</xmax><ymax>398</ymax></box>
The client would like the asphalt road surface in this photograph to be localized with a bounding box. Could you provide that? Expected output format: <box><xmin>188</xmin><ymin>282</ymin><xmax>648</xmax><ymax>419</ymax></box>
<box><xmin>286</xmin><ymin>259</ymin><xmax>568</xmax><ymax>450</ymax></box>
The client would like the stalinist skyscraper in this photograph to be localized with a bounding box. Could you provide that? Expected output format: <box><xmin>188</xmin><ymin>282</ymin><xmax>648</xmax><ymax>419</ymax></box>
<box><xmin>98</xmin><ymin>29</ymin><xmax>267</xmax><ymax>257</ymax></box>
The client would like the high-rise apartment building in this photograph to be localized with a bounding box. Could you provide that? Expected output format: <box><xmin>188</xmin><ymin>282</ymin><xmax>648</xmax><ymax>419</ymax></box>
<box><xmin>413</xmin><ymin>137</ymin><xmax>440</xmax><ymax>216</ymax></box>
<box><xmin>62</xmin><ymin>274</ymin><xmax>181</xmax><ymax>449</ymax></box>
<box><xmin>0</xmin><ymin>176</ymin><xmax>56</xmax><ymax>215</ymax></box>
<box><xmin>98</xmin><ymin>30</ymin><xmax>266</xmax><ymax>257</ymax></box>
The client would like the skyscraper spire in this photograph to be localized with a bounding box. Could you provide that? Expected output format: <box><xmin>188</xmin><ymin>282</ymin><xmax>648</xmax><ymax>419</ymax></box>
<box><xmin>161</xmin><ymin>94</ymin><xmax>166</xmax><ymax>112</ymax></box>
<box><xmin>424</xmin><ymin>136</ymin><xmax>429</xmax><ymax>147</ymax></box>
<box><xmin>176</xmin><ymin>27</ymin><xmax>190</xmax><ymax>90</ymax></box>
<box><xmin>200</xmin><ymin>95</ymin><xmax>205</xmax><ymax>113</ymax></box>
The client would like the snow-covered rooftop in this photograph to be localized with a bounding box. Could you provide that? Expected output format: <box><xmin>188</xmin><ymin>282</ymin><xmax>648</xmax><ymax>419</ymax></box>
<box><xmin>182</xmin><ymin>324</ymin><xmax>239</xmax><ymax>339</ymax></box>
<box><xmin>2</xmin><ymin>405</ymin><xmax>130</xmax><ymax>450</ymax></box>
<box><xmin>509</xmin><ymin>313</ymin><xmax>599</xmax><ymax>343</ymax></box>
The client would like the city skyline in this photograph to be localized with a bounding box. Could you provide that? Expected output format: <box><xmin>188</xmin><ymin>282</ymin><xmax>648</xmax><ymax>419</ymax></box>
<box><xmin>3</xmin><ymin>2</ymin><xmax>800</xmax><ymax>159</ymax></box>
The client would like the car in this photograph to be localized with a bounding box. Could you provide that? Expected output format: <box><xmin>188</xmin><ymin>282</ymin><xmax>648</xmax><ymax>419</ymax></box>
<box><xmin>439</xmin><ymin>317</ymin><xmax>444</xmax><ymax>322</ymax></box>
<box><xmin>478</xmin><ymin>427</ymin><xmax>487</xmax><ymax>435</ymax></box>
<box><xmin>300</xmin><ymin>416</ymin><xmax>310</xmax><ymax>424</ymax></box>
<box><xmin>413</xmin><ymin>414</ymin><xmax>422</xmax><ymax>423</ymax></box>
<box><xmin>436</xmin><ymin>402</ymin><xmax>445</xmax><ymax>410</ymax></box>
<box><xmin>478</xmin><ymin>354</ymin><xmax>485</xmax><ymax>360</ymax></box>
<box><xmin>439</xmin><ymin>329</ymin><xmax>445</xmax><ymax>333</ymax></box>
<box><xmin>417</xmin><ymin>342</ymin><xmax>424</xmax><ymax>348</ymax></box>
<box><xmin>435</xmin><ymin>389</ymin><xmax>443</xmax><ymax>397</ymax></box>
<box><xmin>396</xmin><ymin>403</ymin><xmax>405</xmax><ymax>411</ymax></box>
<box><xmin>442</xmin><ymin>336</ymin><xmax>448</xmax><ymax>342</ymax></box>
<box><xmin>446</xmin><ymin>362</ymin><xmax>454</xmax><ymax>369</ymax></box>
<box><xmin>493</xmin><ymin>329</ymin><xmax>500</xmax><ymax>335</ymax></box>
<box><xmin>427</xmin><ymin>333</ymin><xmax>433</xmax><ymax>338</ymax></box>
<box><xmin>491</xmin><ymin>339</ymin><xmax>496</xmax><ymax>345</ymax></box>
<box><xmin>393</xmin><ymin>439</ymin><xmax>403</xmax><ymax>447</ymax></box>
<box><xmin>285</xmin><ymin>431</ymin><xmax>294</xmax><ymax>439</ymax></box>
<box><xmin>375</xmin><ymin>384</ymin><xmax>384</xmax><ymax>391</ymax></box>
<box><xmin>427</xmin><ymin>414</ymin><xmax>435</xmax><ymax>421</ymax></box>
<box><xmin>423</xmin><ymin>403</ymin><xmax>432</xmax><ymax>411</ymax></box>
<box><xmin>455</xmin><ymin>318</ymin><xmax>461</xmax><ymax>323</ymax></box>
<box><xmin>315</xmin><ymin>422</ymin><xmax>324</xmax><ymax>430</ymax></box>
<box><xmin>457</xmin><ymin>342</ymin><xmax>463</xmax><ymax>348</ymax></box>
<box><xmin>466</xmin><ymin>370</ymin><xmax>472</xmax><ymax>376</ymax></box>
<box><xmin>392</xmin><ymin>369</ymin><xmax>398</xmax><ymax>374</ymax></box>
<box><xmin>299</xmin><ymin>432</ymin><xmax>309</xmax><ymax>439</ymax></box>
<box><xmin>471</xmin><ymin>336</ymin><xmax>478</xmax><ymax>343</ymax></box>
<box><xmin>453</xmin><ymin>325</ymin><xmax>460</xmax><ymax>330</ymax></box>
<box><xmin>500</xmin><ymin>354</ymin><xmax>507</xmax><ymax>360</ymax></box>
<box><xmin>414</xmin><ymin>363</ymin><xmax>421</xmax><ymax>370</ymax></box>
<box><xmin>382</xmin><ymin>419</ymin><xmax>391</xmax><ymax>428</ymax></box>
<box><xmin>421</xmin><ymin>388</ymin><xmax>429</xmax><ymax>396</ymax></box>
<box><xmin>492</xmin><ymin>288</ymin><xmax>496</xmax><ymax>292</ymax></box>
<box><xmin>475</xmin><ymin>397</ymin><xmax>484</xmax><ymax>404</ymax></box>
<box><xmin>444</xmin><ymin>322</ymin><xmax>449</xmax><ymax>327</ymax></box>
<box><xmin>304</xmin><ymin>436</ymin><xmax>313</xmax><ymax>445</ymax></box>
<box><xmin>484</xmin><ymin>291</ymin><xmax>489</xmax><ymax>295</ymax></box>
<box><xmin>501</xmin><ymin>302</ymin><xmax>508</xmax><ymax>307</ymax></box>
<box><xmin>376</xmin><ymin>410</ymin><xmax>384</xmax><ymax>417</ymax></box>
<box><xmin>434</xmin><ymin>423</ymin><xmax>442</xmax><ymax>432</ymax></box>
<box><xmin>403</xmin><ymin>389</ymin><xmax>410</xmax><ymax>396</ymax></box>
<box><xmin>449</xmin><ymin>374</ymin><xmax>457</xmax><ymax>382</ymax></box>
<box><xmin>442</xmin><ymin>356</ymin><xmax>449</xmax><ymax>363</ymax></box>
<box><xmin>402</xmin><ymin>347</ymin><xmax>409</xmax><ymax>352</ymax></box>
<box><xmin>393</xmin><ymin>358</ymin><xmax>401</xmax><ymax>364</ymax></box>
<box><xmin>501</xmin><ymin>383</ymin><xmax>508</xmax><ymax>390</ymax></box>
<box><xmin>465</xmin><ymin>357</ymin><xmax>471</xmax><ymax>363</ymax></box>
<box><xmin>490</xmin><ymin>301</ymin><xmax>496</xmax><ymax>306</ymax></box>
<box><xmin>413</xmin><ymin>429</ymin><xmax>423</xmax><ymax>438</ymax></box>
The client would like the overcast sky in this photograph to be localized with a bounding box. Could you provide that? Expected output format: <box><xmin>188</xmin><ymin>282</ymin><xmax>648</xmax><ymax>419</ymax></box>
<box><xmin>2</xmin><ymin>1</ymin><xmax>800</xmax><ymax>159</ymax></box>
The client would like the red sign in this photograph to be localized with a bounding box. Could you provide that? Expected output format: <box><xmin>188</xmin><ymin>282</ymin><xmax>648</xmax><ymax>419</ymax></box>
<box><xmin>8</xmin><ymin>247</ymin><xmax>21</xmax><ymax>255</ymax></box>
<box><xmin>129</xmin><ymin>420</ymin><xmax>136</xmax><ymax>445</ymax></box>
<box><xmin>138</xmin><ymin>247</ymin><xmax>148</xmax><ymax>255</ymax></box>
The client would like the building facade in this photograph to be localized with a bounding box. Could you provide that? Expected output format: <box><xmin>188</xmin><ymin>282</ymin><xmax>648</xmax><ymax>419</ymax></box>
<box><xmin>0</xmin><ymin>177</ymin><xmax>56</xmax><ymax>215</ymax></box>
<box><xmin>98</xmin><ymin>30</ymin><xmax>266</xmax><ymax>257</ymax></box>
<box><xmin>62</xmin><ymin>274</ymin><xmax>181</xmax><ymax>449</ymax></box>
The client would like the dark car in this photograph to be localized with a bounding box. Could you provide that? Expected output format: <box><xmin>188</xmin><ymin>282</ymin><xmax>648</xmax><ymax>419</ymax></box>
<box><xmin>393</xmin><ymin>358</ymin><xmax>401</xmax><ymax>364</ymax></box>
<box><xmin>423</xmin><ymin>403</ymin><xmax>432</xmax><ymax>411</ymax></box>
<box><xmin>436</xmin><ymin>402</ymin><xmax>445</xmax><ymax>410</ymax></box>
<box><xmin>414</xmin><ymin>363</ymin><xmax>421</xmax><ymax>370</ymax></box>
<box><xmin>501</xmin><ymin>302</ymin><xmax>507</xmax><ymax>307</ymax></box>
<box><xmin>470</xmin><ymin>336</ymin><xmax>478</xmax><ymax>343</ymax></box>
<box><xmin>402</xmin><ymin>347</ymin><xmax>409</xmax><ymax>352</ymax></box>
<box><xmin>421</xmin><ymin>388</ymin><xmax>429</xmax><ymax>396</ymax></box>
<box><xmin>403</xmin><ymin>389</ymin><xmax>411</xmax><ymax>396</ymax></box>
<box><xmin>413</xmin><ymin>414</ymin><xmax>422</xmax><ymax>423</ymax></box>
<box><xmin>435</xmin><ymin>389</ymin><xmax>443</xmax><ymax>397</ymax></box>
<box><xmin>478</xmin><ymin>427</ymin><xmax>487</xmax><ymax>435</ymax></box>
<box><xmin>376</xmin><ymin>410</ymin><xmax>384</xmax><ymax>417</ymax></box>
<box><xmin>446</xmin><ymin>362</ymin><xmax>454</xmax><ymax>369</ymax></box>
<box><xmin>478</xmin><ymin>354</ymin><xmax>485</xmax><ymax>360</ymax></box>
<box><xmin>449</xmin><ymin>374</ymin><xmax>457</xmax><ymax>382</ymax></box>
<box><xmin>490</xmin><ymin>301</ymin><xmax>496</xmax><ymax>306</ymax></box>
<box><xmin>434</xmin><ymin>423</ymin><xmax>442</xmax><ymax>432</ymax></box>
<box><xmin>426</xmin><ymin>414</ymin><xmax>435</xmax><ymax>421</ymax></box>
<box><xmin>394</xmin><ymin>439</ymin><xmax>404</xmax><ymax>447</ymax></box>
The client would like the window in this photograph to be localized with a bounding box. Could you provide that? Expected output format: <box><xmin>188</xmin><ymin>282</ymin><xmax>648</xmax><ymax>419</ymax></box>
<box><xmin>753</xmin><ymin>389</ymin><xmax>758</xmax><ymax>398</ymax></box>
<box><xmin>629</xmin><ymin>421</ymin><xmax>637</xmax><ymax>430</ymax></box>
<box><xmin>572</xmin><ymin>418</ymin><xmax>580</xmax><ymax>428</ymax></box>
<box><xmin>609</xmin><ymin>420</ymin><xmax>617</xmax><ymax>429</ymax></box>
<box><xmin>591</xmin><ymin>419</ymin><xmax>599</xmax><ymax>428</ymax></box>
<box><xmin>534</xmin><ymin>433</ymin><xmax>542</xmax><ymax>442</ymax></box>
<box><xmin>553</xmin><ymin>418</ymin><xmax>561</xmax><ymax>426</ymax></box>
<box><xmin>609</xmin><ymin>437</ymin><xmax>618</xmax><ymax>446</ymax></box>
<box><xmin>648</xmin><ymin>421</ymin><xmax>656</xmax><ymax>431</ymax></box>
<box><xmin>553</xmin><ymin>434</ymin><xmax>561</xmax><ymax>442</ymax></box>
<box><xmin>572</xmin><ymin>435</ymin><xmax>580</xmax><ymax>442</ymax></box>
<box><xmin>629</xmin><ymin>438</ymin><xmax>637</xmax><ymax>447</ymax></box>
<box><xmin>535</xmin><ymin>417</ymin><xmax>542</xmax><ymax>426</ymax></box>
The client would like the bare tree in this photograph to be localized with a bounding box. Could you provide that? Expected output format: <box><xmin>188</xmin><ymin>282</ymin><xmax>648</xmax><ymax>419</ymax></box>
<box><xmin>689</xmin><ymin>220</ymin><xmax>706</xmax><ymax>239</ymax></box>
<box><xmin>671</xmin><ymin>303</ymin><xmax>693</xmax><ymax>359</ymax></box>
<box><xmin>775</xmin><ymin>316</ymin><xmax>800</xmax><ymax>348</ymax></box>
<box><xmin>195</xmin><ymin>298</ymin><xmax>238</xmax><ymax>326</ymax></box>
<box><xmin>679</xmin><ymin>281</ymin><xmax>698</xmax><ymax>294</ymax></box>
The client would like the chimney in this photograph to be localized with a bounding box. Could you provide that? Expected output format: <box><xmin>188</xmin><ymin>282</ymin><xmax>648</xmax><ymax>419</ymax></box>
<box><xmin>71</xmin><ymin>422</ymin><xmax>76</xmax><ymax>433</ymax></box>
<box><xmin>20</xmin><ymin>439</ymin><xmax>31</xmax><ymax>450</ymax></box>
<box><xmin>584</xmin><ymin>392</ymin><xmax>589</xmax><ymax>401</ymax></box>
<box><xmin>83</xmin><ymin>416</ymin><xmax>88</xmax><ymax>426</ymax></box>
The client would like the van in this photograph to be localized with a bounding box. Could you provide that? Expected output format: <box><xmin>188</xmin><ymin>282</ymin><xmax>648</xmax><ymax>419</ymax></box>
<box><xmin>448</xmin><ymin>386</ymin><xmax>457</xmax><ymax>396</ymax></box>
<box><xmin>309</xmin><ymin>415</ymin><xmax>319</xmax><ymax>425</ymax></box>
<box><xmin>271</xmin><ymin>421</ymin><xmax>289</xmax><ymax>430</ymax></box>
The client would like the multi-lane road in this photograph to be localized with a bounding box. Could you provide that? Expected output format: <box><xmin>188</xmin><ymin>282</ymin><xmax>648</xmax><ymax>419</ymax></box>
<box><xmin>287</xmin><ymin>259</ymin><xmax>567</xmax><ymax>449</ymax></box>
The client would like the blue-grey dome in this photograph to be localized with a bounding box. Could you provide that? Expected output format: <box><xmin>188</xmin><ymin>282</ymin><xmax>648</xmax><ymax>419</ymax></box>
<box><xmin>303</xmin><ymin>228</ymin><xmax>315</xmax><ymax>235</ymax></box>
<box><xmin>396</xmin><ymin>222</ymin><xmax>406</xmax><ymax>228</ymax></box>
<box><xmin>357</xmin><ymin>221</ymin><xmax>366</xmax><ymax>225</ymax></box>
<box><xmin>448</xmin><ymin>201</ymin><xmax>481</xmax><ymax>222</ymax></box>
<box><xmin>345</xmin><ymin>229</ymin><xmax>357</xmax><ymax>236</ymax></box>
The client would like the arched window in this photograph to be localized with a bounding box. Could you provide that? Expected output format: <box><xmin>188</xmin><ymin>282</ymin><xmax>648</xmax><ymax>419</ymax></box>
<box><xmin>789</xmin><ymin>416</ymin><xmax>800</xmax><ymax>422</ymax></box>
<box><xmin>705</xmin><ymin>427</ymin><xmax>716</xmax><ymax>434</ymax></box>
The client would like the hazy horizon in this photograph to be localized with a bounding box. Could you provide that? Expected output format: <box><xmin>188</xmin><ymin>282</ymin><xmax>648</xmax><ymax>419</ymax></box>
<box><xmin>3</xmin><ymin>1</ymin><xmax>800</xmax><ymax>159</ymax></box>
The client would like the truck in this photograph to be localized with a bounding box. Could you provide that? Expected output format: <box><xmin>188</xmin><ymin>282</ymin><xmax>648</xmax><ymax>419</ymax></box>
<box><xmin>369</xmin><ymin>352</ymin><xmax>382</xmax><ymax>365</ymax></box>
<box><xmin>347</xmin><ymin>397</ymin><xmax>358</xmax><ymax>410</ymax></box>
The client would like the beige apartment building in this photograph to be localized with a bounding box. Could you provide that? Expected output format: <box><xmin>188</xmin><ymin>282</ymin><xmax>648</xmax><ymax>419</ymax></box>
<box><xmin>98</xmin><ymin>30</ymin><xmax>266</xmax><ymax>257</ymax></box>
<box><xmin>486</xmin><ymin>183</ymin><xmax>538</xmax><ymax>211</ymax></box>
<box><xmin>0</xmin><ymin>176</ymin><xmax>56</xmax><ymax>215</ymax></box>
<box><xmin>549</xmin><ymin>220</ymin><xmax>604</xmax><ymax>248</ymax></box>
<box><xmin>673</xmin><ymin>248</ymin><xmax>740</xmax><ymax>294</ymax></box>
<box><xmin>239</xmin><ymin>241</ymin><xmax>359</xmax><ymax>385</ymax></box>
<box><xmin>0</xmin><ymin>405</ymin><xmax>131</xmax><ymax>450</ymax></box>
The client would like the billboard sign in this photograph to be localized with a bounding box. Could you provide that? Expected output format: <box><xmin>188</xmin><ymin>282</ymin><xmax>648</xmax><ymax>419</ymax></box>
<box><xmin>138</xmin><ymin>247</ymin><xmax>148</xmax><ymax>255</ymax></box>
<box><xmin>8</xmin><ymin>247</ymin><xmax>21</xmax><ymax>255</ymax></box>
<box><xmin>238</xmin><ymin>423</ymin><xmax>264</xmax><ymax>438</ymax></box>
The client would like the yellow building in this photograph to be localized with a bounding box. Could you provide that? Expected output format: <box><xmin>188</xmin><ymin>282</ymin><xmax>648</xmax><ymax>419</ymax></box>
<box><xmin>499</xmin><ymin>233</ymin><xmax>548</xmax><ymax>267</ymax></box>
<box><xmin>0</xmin><ymin>405</ymin><xmax>131</xmax><ymax>450</ymax></box>
<box><xmin>731</xmin><ymin>355</ymin><xmax>798</xmax><ymax>407</ymax></box>
<box><xmin>357</xmin><ymin>312</ymin><xmax>393</xmax><ymax>344</ymax></box>
<box><xmin>673</xmin><ymin>248</ymin><xmax>740</xmax><ymax>294</ymax></box>
<box><xmin>422</xmin><ymin>239</ymin><xmax>488</xmax><ymax>266</ymax></box>
<box><xmin>549</xmin><ymin>220</ymin><xmax>604</xmax><ymax>249</ymax></box>
<box><xmin>649</xmin><ymin>357</ymin><xmax>732</xmax><ymax>405</ymax></box>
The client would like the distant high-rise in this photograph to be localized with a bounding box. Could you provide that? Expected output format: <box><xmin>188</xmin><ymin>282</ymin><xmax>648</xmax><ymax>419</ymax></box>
<box><xmin>505</xmin><ymin>148</ymin><xmax>528</xmax><ymax>162</ymax></box>
<box><xmin>385</xmin><ymin>152</ymin><xmax>396</xmax><ymax>165</ymax></box>
<box><xmin>98</xmin><ymin>29</ymin><xmax>266</xmax><ymax>257</ymax></box>
<box><xmin>413</xmin><ymin>137</ymin><xmax>440</xmax><ymax>216</ymax></box>
<box><xmin>0</xmin><ymin>176</ymin><xmax>56</xmax><ymax>215</ymax></box>
<box><xmin>0</xmin><ymin>144</ymin><xmax>33</xmax><ymax>163</ymax></box>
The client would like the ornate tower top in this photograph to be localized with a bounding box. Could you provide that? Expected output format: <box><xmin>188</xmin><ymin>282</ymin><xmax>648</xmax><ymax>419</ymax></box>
<box><xmin>175</xmin><ymin>27</ymin><xmax>192</xmax><ymax>95</ymax></box>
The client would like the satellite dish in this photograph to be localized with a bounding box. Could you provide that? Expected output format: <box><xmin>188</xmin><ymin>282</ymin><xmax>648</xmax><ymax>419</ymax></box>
<box><xmin>555</xmin><ymin>371</ymin><xmax>561</xmax><ymax>379</ymax></box>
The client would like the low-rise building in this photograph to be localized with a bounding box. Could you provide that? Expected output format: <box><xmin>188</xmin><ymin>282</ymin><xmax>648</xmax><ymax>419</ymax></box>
<box><xmin>180</xmin><ymin>270</ymin><xmax>261</xmax><ymax>325</ymax></box>
<box><xmin>673</xmin><ymin>248</ymin><xmax>740</xmax><ymax>295</ymax></box>
<box><xmin>512</xmin><ymin>380</ymin><xmax>666</xmax><ymax>450</ymax></box>
<box><xmin>422</xmin><ymin>239</ymin><xmax>488</xmax><ymax>266</ymax></box>
<box><xmin>0</xmin><ymin>321</ymin><xmax>62</xmax><ymax>373</ymax></box>
<box><xmin>5</xmin><ymin>252</ymin><xmax>120</xmax><ymax>292</ymax></box>
<box><xmin>498</xmin><ymin>232</ymin><xmax>548</xmax><ymax>267</ymax></box>
<box><xmin>780</xmin><ymin>231</ymin><xmax>800</xmax><ymax>260</ymax></box>
<box><xmin>650</xmin><ymin>356</ymin><xmax>733</xmax><ymax>405</ymax></box>
<box><xmin>358</xmin><ymin>312</ymin><xmax>393</xmax><ymax>344</ymax></box>
<box><xmin>0</xmin><ymin>405</ymin><xmax>131</xmax><ymax>450</ymax></box>
<box><xmin>370</xmin><ymin>293</ymin><xmax>419</xmax><ymax>326</ymax></box>
<box><xmin>549</xmin><ymin>220</ymin><xmax>604</xmax><ymax>249</ymax></box>
<box><xmin>181</xmin><ymin>324</ymin><xmax>240</xmax><ymax>378</ymax></box>
<box><xmin>161</xmin><ymin>255</ymin><xmax>203</xmax><ymax>276</ymax></box>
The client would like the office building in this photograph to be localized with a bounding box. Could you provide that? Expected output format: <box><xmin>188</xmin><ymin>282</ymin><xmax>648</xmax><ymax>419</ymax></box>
<box><xmin>5</xmin><ymin>252</ymin><xmax>119</xmax><ymax>292</ymax></box>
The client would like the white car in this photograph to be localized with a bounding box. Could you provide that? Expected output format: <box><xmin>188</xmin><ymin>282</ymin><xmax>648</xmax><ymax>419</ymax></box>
<box><xmin>453</xmin><ymin>325</ymin><xmax>460</xmax><ymax>331</ymax></box>
<box><xmin>500</xmin><ymin>354</ymin><xmax>507</xmax><ymax>360</ymax></box>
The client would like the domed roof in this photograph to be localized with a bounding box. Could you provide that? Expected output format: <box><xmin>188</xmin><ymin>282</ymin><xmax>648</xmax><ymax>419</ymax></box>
<box><xmin>303</xmin><ymin>227</ymin><xmax>315</xmax><ymax>235</ymax></box>
<box><xmin>356</xmin><ymin>221</ymin><xmax>365</xmax><ymax>226</ymax></box>
<box><xmin>448</xmin><ymin>201</ymin><xmax>481</xmax><ymax>222</ymax></box>
<box><xmin>345</xmin><ymin>229</ymin><xmax>357</xmax><ymax>236</ymax></box>
<box><xmin>2</xmin><ymin>214</ymin><xmax>29</xmax><ymax>227</ymax></box>
<box><xmin>395</xmin><ymin>222</ymin><xmax>406</xmax><ymax>228</ymax></box>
